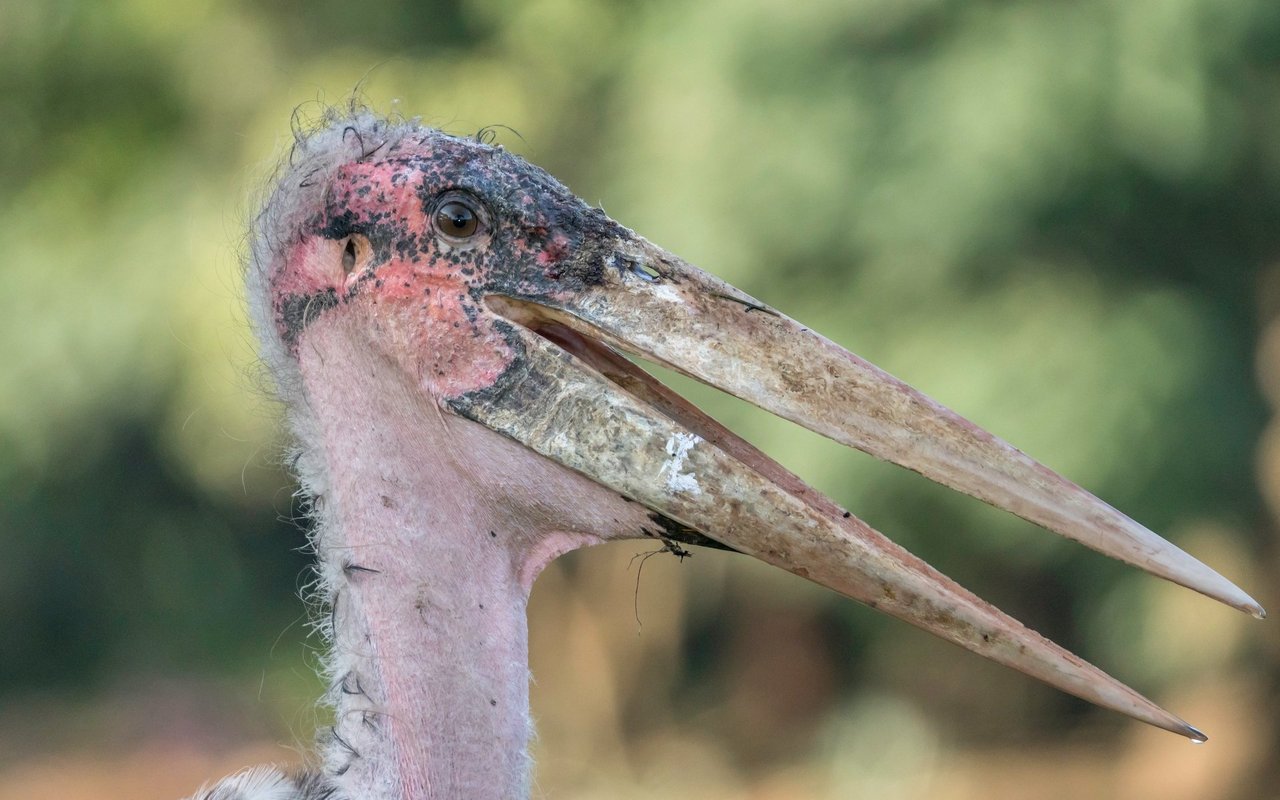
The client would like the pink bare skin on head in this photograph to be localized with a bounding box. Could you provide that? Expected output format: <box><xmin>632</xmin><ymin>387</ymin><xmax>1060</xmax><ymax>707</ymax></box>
<box><xmin>269</xmin><ymin>133</ymin><xmax>616</xmax><ymax>402</ymax></box>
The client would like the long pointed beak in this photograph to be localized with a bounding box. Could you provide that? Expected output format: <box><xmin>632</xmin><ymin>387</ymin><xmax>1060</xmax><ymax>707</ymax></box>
<box><xmin>453</xmin><ymin>234</ymin><xmax>1262</xmax><ymax>741</ymax></box>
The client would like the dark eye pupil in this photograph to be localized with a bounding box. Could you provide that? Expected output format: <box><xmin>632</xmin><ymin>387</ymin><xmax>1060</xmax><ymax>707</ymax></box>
<box><xmin>437</xmin><ymin>201</ymin><xmax>478</xmax><ymax>238</ymax></box>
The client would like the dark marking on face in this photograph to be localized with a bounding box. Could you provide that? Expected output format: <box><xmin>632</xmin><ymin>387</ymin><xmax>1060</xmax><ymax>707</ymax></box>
<box><xmin>280</xmin><ymin>287</ymin><xmax>340</xmax><ymax>347</ymax></box>
<box><xmin>446</xmin><ymin>320</ymin><xmax>546</xmax><ymax>417</ymax></box>
<box><xmin>317</xmin><ymin>207</ymin><xmax>359</xmax><ymax>241</ymax></box>
<box><xmin>341</xmin><ymin>139</ymin><xmax>622</xmax><ymax>288</ymax></box>
<box><xmin>275</xmin><ymin>126</ymin><xmax>651</xmax><ymax>368</ymax></box>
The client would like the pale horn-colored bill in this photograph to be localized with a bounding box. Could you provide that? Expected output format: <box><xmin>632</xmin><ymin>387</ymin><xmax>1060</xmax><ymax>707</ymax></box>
<box><xmin>449</xmin><ymin>321</ymin><xmax>1208</xmax><ymax>741</ymax></box>
<box><xmin>530</xmin><ymin>238</ymin><xmax>1263</xmax><ymax>619</ymax></box>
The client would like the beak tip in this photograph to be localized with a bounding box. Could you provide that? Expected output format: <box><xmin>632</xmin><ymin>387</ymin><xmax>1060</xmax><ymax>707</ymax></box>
<box><xmin>1219</xmin><ymin>583</ymin><xmax>1265</xmax><ymax>620</ymax></box>
<box><xmin>1230</xmin><ymin>597</ymin><xmax>1266</xmax><ymax>621</ymax></box>
<box><xmin>1184</xmin><ymin>724</ymin><xmax>1208</xmax><ymax>744</ymax></box>
<box><xmin>1179</xmin><ymin>559</ymin><xmax>1265</xmax><ymax>619</ymax></box>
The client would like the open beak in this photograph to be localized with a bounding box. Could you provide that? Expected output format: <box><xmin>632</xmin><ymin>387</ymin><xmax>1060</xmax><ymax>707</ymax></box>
<box><xmin>449</xmin><ymin>234</ymin><xmax>1263</xmax><ymax>741</ymax></box>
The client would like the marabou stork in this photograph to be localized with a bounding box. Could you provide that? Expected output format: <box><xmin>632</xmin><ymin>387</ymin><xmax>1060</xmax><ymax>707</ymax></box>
<box><xmin>189</xmin><ymin>112</ymin><xmax>1263</xmax><ymax>800</ymax></box>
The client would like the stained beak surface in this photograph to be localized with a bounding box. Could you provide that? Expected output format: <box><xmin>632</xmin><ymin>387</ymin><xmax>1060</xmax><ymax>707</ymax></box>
<box><xmin>450</xmin><ymin>235</ymin><xmax>1262</xmax><ymax>741</ymax></box>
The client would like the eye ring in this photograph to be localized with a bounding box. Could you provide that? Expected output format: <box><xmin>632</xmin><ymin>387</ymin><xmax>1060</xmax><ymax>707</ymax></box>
<box><xmin>430</xmin><ymin>190</ymin><xmax>489</xmax><ymax>248</ymax></box>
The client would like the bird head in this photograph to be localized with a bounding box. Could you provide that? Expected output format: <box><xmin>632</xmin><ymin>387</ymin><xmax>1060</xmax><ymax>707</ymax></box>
<box><xmin>249</xmin><ymin>113</ymin><xmax>1261</xmax><ymax>744</ymax></box>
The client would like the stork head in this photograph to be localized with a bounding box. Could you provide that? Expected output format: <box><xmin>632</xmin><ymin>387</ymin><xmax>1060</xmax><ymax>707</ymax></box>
<box><xmin>249</xmin><ymin>113</ymin><xmax>1261</xmax><ymax>746</ymax></box>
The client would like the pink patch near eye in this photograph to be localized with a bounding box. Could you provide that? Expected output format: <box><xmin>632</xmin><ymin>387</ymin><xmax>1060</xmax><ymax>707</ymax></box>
<box><xmin>537</xmin><ymin>234</ymin><xmax>571</xmax><ymax>267</ymax></box>
<box><xmin>277</xmin><ymin>236</ymin><xmax>341</xmax><ymax>298</ymax></box>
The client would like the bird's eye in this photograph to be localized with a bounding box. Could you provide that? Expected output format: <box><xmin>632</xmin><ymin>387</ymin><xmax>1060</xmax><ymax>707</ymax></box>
<box><xmin>437</xmin><ymin>202</ymin><xmax>477</xmax><ymax>237</ymax></box>
<box><xmin>432</xmin><ymin>194</ymin><xmax>485</xmax><ymax>244</ymax></box>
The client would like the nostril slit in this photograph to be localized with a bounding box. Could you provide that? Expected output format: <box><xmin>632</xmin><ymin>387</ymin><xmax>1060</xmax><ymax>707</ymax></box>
<box><xmin>342</xmin><ymin>239</ymin><xmax>357</xmax><ymax>274</ymax></box>
<box><xmin>614</xmin><ymin>255</ymin><xmax>661</xmax><ymax>282</ymax></box>
<box><xmin>627</xmin><ymin>259</ymin><xmax>660</xmax><ymax>282</ymax></box>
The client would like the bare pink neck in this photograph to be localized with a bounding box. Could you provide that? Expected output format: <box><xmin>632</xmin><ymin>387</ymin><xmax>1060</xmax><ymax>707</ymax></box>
<box><xmin>298</xmin><ymin>327</ymin><xmax>537</xmax><ymax>799</ymax></box>
<box><xmin>292</xmin><ymin>317</ymin><xmax>647</xmax><ymax>798</ymax></box>
<box><xmin>322</xmin><ymin>470</ymin><xmax>533</xmax><ymax>799</ymax></box>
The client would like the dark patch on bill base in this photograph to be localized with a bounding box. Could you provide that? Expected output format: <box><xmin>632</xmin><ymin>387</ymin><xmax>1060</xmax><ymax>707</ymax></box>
<box><xmin>410</xmin><ymin>137</ymin><xmax>627</xmax><ymax>296</ymax></box>
<box><xmin>450</xmin><ymin>324</ymin><xmax>738</xmax><ymax>557</ymax></box>
<box><xmin>279</xmin><ymin>287</ymin><xmax>340</xmax><ymax>347</ymax></box>
<box><xmin>446</xmin><ymin>320</ymin><xmax>548</xmax><ymax>419</ymax></box>
<box><xmin>540</xmin><ymin>207</ymin><xmax>629</xmax><ymax>290</ymax></box>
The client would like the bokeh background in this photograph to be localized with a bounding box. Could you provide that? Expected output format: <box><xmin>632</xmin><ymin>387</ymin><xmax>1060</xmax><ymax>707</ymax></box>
<box><xmin>3</xmin><ymin>0</ymin><xmax>1279</xmax><ymax>798</ymax></box>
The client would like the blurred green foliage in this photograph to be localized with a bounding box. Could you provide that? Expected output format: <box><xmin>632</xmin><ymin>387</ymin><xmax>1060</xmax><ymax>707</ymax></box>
<box><xmin>1</xmin><ymin>0</ymin><xmax>1277</xmax><ymax>778</ymax></box>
